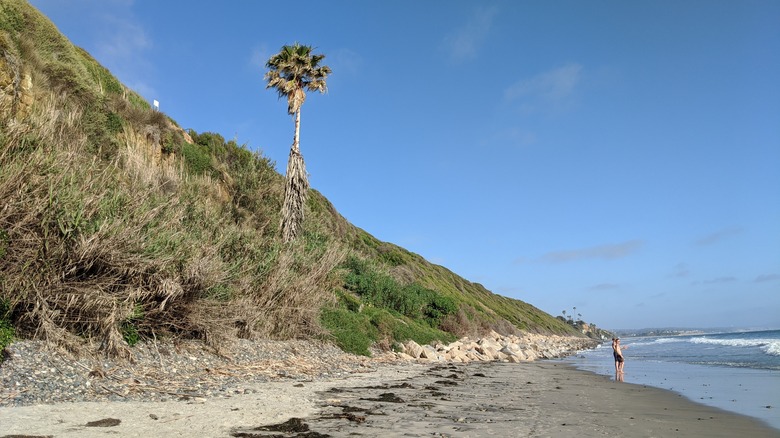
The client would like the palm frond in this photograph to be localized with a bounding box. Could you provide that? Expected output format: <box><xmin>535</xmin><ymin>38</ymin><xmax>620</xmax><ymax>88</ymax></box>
<box><xmin>263</xmin><ymin>42</ymin><xmax>331</xmax><ymax>109</ymax></box>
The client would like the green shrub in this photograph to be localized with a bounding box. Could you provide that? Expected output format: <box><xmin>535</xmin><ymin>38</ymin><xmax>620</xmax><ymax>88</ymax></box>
<box><xmin>180</xmin><ymin>142</ymin><xmax>213</xmax><ymax>175</ymax></box>
<box><xmin>161</xmin><ymin>130</ymin><xmax>184</xmax><ymax>155</ymax></box>
<box><xmin>121</xmin><ymin>322</ymin><xmax>140</xmax><ymax>346</ymax></box>
<box><xmin>192</xmin><ymin>131</ymin><xmax>227</xmax><ymax>157</ymax></box>
<box><xmin>321</xmin><ymin>308</ymin><xmax>377</xmax><ymax>356</ymax></box>
<box><xmin>341</xmin><ymin>256</ymin><xmax>457</xmax><ymax>325</ymax></box>
<box><xmin>121</xmin><ymin>304</ymin><xmax>144</xmax><ymax>347</ymax></box>
<box><xmin>105</xmin><ymin>112</ymin><xmax>123</xmax><ymax>134</ymax></box>
<box><xmin>423</xmin><ymin>293</ymin><xmax>458</xmax><ymax>326</ymax></box>
<box><xmin>325</xmin><ymin>255</ymin><xmax>459</xmax><ymax>354</ymax></box>
<box><xmin>390</xmin><ymin>316</ymin><xmax>456</xmax><ymax>346</ymax></box>
<box><xmin>338</xmin><ymin>291</ymin><xmax>361</xmax><ymax>312</ymax></box>
<box><xmin>0</xmin><ymin>299</ymin><xmax>15</xmax><ymax>356</ymax></box>
<box><xmin>320</xmin><ymin>303</ymin><xmax>456</xmax><ymax>356</ymax></box>
<box><xmin>377</xmin><ymin>243</ymin><xmax>406</xmax><ymax>266</ymax></box>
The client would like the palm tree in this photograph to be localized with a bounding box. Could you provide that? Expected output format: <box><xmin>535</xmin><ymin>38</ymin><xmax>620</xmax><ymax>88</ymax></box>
<box><xmin>264</xmin><ymin>43</ymin><xmax>331</xmax><ymax>243</ymax></box>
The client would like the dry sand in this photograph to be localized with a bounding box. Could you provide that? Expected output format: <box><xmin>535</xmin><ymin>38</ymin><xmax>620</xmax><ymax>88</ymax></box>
<box><xmin>2</xmin><ymin>361</ymin><xmax>778</xmax><ymax>437</ymax></box>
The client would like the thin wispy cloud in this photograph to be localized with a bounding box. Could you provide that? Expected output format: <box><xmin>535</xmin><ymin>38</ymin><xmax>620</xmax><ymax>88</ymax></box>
<box><xmin>698</xmin><ymin>277</ymin><xmax>738</xmax><ymax>285</ymax></box>
<box><xmin>755</xmin><ymin>274</ymin><xmax>780</xmax><ymax>283</ymax></box>
<box><xmin>668</xmin><ymin>263</ymin><xmax>690</xmax><ymax>278</ymax></box>
<box><xmin>95</xmin><ymin>15</ymin><xmax>150</xmax><ymax>62</ymax></box>
<box><xmin>443</xmin><ymin>6</ymin><xmax>498</xmax><ymax>62</ymax></box>
<box><xmin>512</xmin><ymin>256</ymin><xmax>530</xmax><ymax>265</ymax></box>
<box><xmin>589</xmin><ymin>283</ymin><xmax>620</xmax><ymax>291</ymax></box>
<box><xmin>504</xmin><ymin>63</ymin><xmax>583</xmax><ymax>113</ymax></box>
<box><xmin>89</xmin><ymin>3</ymin><xmax>156</xmax><ymax>99</ymax></box>
<box><xmin>693</xmin><ymin>227</ymin><xmax>742</xmax><ymax>246</ymax></box>
<box><xmin>250</xmin><ymin>44</ymin><xmax>271</xmax><ymax>70</ymax></box>
<box><xmin>539</xmin><ymin>240</ymin><xmax>643</xmax><ymax>263</ymax></box>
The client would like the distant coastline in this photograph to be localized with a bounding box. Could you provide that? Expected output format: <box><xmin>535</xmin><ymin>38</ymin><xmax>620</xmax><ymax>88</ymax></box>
<box><xmin>611</xmin><ymin>327</ymin><xmax>778</xmax><ymax>338</ymax></box>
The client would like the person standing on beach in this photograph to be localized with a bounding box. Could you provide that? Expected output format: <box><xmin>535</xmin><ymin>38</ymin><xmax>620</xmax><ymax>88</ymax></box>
<box><xmin>612</xmin><ymin>338</ymin><xmax>628</xmax><ymax>374</ymax></box>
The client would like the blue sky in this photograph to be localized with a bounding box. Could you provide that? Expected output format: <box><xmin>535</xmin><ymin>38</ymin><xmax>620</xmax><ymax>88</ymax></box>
<box><xmin>30</xmin><ymin>0</ymin><xmax>780</xmax><ymax>330</ymax></box>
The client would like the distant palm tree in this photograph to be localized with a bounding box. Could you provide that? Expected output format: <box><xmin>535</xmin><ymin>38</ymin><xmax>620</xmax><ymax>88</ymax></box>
<box><xmin>264</xmin><ymin>43</ymin><xmax>331</xmax><ymax>243</ymax></box>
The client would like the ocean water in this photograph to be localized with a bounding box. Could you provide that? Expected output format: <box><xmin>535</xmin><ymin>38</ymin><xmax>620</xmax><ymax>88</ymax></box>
<box><xmin>562</xmin><ymin>329</ymin><xmax>780</xmax><ymax>430</ymax></box>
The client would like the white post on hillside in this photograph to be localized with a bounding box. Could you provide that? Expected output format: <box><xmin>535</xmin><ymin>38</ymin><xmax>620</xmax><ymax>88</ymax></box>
<box><xmin>153</xmin><ymin>99</ymin><xmax>159</xmax><ymax>111</ymax></box>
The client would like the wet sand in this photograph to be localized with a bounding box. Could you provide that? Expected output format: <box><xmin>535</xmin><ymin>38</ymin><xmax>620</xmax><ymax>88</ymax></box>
<box><xmin>2</xmin><ymin>361</ymin><xmax>778</xmax><ymax>437</ymax></box>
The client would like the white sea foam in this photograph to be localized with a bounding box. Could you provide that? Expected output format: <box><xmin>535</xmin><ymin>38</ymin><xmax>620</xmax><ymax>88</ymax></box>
<box><xmin>764</xmin><ymin>340</ymin><xmax>780</xmax><ymax>356</ymax></box>
<box><xmin>690</xmin><ymin>337</ymin><xmax>780</xmax><ymax>356</ymax></box>
<box><xmin>690</xmin><ymin>336</ymin><xmax>764</xmax><ymax>347</ymax></box>
<box><xmin>653</xmin><ymin>337</ymin><xmax>685</xmax><ymax>344</ymax></box>
<box><xmin>610</xmin><ymin>337</ymin><xmax>685</xmax><ymax>348</ymax></box>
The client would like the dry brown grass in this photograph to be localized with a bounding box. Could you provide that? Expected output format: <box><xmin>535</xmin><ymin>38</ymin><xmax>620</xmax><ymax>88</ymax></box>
<box><xmin>251</xmin><ymin>243</ymin><xmax>344</xmax><ymax>339</ymax></box>
<box><xmin>1</xmin><ymin>83</ymin><xmax>345</xmax><ymax>358</ymax></box>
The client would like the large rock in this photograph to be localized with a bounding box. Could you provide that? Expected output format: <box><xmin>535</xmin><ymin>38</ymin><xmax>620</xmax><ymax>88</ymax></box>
<box><xmin>395</xmin><ymin>352</ymin><xmax>414</xmax><ymax>361</ymax></box>
<box><xmin>420</xmin><ymin>345</ymin><xmax>443</xmax><ymax>361</ymax></box>
<box><xmin>506</xmin><ymin>354</ymin><xmax>523</xmax><ymax>363</ymax></box>
<box><xmin>476</xmin><ymin>344</ymin><xmax>500</xmax><ymax>360</ymax></box>
<box><xmin>404</xmin><ymin>340</ymin><xmax>424</xmax><ymax>359</ymax></box>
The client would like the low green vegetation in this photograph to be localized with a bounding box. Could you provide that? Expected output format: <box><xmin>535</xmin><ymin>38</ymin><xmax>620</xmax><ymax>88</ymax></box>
<box><xmin>321</xmin><ymin>305</ymin><xmax>456</xmax><ymax>356</ymax></box>
<box><xmin>0</xmin><ymin>299</ymin><xmax>14</xmax><ymax>357</ymax></box>
<box><xmin>342</xmin><ymin>256</ymin><xmax>457</xmax><ymax>326</ymax></box>
<box><xmin>120</xmin><ymin>304</ymin><xmax>144</xmax><ymax>347</ymax></box>
<box><xmin>320</xmin><ymin>256</ymin><xmax>457</xmax><ymax>355</ymax></box>
<box><xmin>0</xmin><ymin>1</ymin><xmax>584</xmax><ymax>359</ymax></box>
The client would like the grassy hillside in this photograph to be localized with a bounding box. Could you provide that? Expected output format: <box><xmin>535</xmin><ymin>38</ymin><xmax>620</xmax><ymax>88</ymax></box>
<box><xmin>0</xmin><ymin>0</ymin><xmax>581</xmax><ymax>358</ymax></box>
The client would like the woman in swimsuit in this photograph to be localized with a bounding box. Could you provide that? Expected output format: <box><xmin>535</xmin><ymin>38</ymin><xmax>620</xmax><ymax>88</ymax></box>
<box><xmin>612</xmin><ymin>338</ymin><xmax>628</xmax><ymax>374</ymax></box>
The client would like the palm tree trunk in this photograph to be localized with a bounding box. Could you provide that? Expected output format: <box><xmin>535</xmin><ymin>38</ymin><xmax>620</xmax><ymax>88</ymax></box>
<box><xmin>293</xmin><ymin>106</ymin><xmax>301</xmax><ymax>153</ymax></box>
<box><xmin>280</xmin><ymin>109</ymin><xmax>308</xmax><ymax>243</ymax></box>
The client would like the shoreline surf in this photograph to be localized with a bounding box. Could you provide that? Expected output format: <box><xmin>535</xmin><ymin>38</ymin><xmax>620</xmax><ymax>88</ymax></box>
<box><xmin>564</xmin><ymin>329</ymin><xmax>780</xmax><ymax>431</ymax></box>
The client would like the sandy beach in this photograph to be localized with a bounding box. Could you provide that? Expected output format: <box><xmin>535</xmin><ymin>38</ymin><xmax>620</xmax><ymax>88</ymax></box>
<box><xmin>2</xmin><ymin>360</ymin><xmax>778</xmax><ymax>437</ymax></box>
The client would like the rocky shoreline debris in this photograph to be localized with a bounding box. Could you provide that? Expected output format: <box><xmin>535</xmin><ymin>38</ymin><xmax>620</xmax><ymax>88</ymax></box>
<box><xmin>396</xmin><ymin>331</ymin><xmax>600</xmax><ymax>363</ymax></box>
<box><xmin>0</xmin><ymin>333</ymin><xmax>600</xmax><ymax>408</ymax></box>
